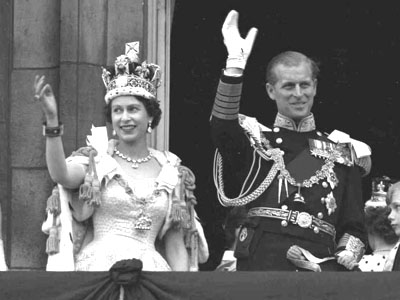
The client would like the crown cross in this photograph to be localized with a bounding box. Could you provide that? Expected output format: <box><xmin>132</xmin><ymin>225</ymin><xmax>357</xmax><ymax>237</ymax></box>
<box><xmin>102</xmin><ymin>42</ymin><xmax>161</xmax><ymax>104</ymax></box>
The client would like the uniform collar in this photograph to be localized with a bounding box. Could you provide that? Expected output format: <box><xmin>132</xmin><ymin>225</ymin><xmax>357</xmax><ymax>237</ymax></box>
<box><xmin>273</xmin><ymin>113</ymin><xmax>316</xmax><ymax>132</ymax></box>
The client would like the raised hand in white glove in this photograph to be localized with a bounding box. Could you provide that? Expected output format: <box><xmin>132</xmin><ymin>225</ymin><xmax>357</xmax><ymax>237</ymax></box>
<box><xmin>222</xmin><ymin>10</ymin><xmax>258</xmax><ymax>70</ymax></box>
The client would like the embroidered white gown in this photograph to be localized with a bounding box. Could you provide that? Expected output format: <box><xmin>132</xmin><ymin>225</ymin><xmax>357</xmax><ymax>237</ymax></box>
<box><xmin>42</xmin><ymin>135</ymin><xmax>209</xmax><ymax>272</ymax></box>
<box><xmin>75</xmin><ymin>165</ymin><xmax>172</xmax><ymax>271</ymax></box>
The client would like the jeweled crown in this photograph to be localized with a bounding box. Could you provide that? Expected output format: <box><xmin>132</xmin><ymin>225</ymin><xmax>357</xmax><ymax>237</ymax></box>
<box><xmin>365</xmin><ymin>176</ymin><xmax>392</xmax><ymax>208</ymax></box>
<box><xmin>102</xmin><ymin>42</ymin><xmax>161</xmax><ymax>104</ymax></box>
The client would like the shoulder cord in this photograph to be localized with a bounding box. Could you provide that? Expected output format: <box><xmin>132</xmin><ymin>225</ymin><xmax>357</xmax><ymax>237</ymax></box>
<box><xmin>213</xmin><ymin>148</ymin><xmax>279</xmax><ymax>207</ymax></box>
<box><xmin>239</xmin><ymin>150</ymin><xmax>262</xmax><ymax>196</ymax></box>
<box><xmin>214</xmin><ymin>142</ymin><xmax>337</xmax><ymax>207</ymax></box>
<box><xmin>214</xmin><ymin>120</ymin><xmax>340</xmax><ymax>207</ymax></box>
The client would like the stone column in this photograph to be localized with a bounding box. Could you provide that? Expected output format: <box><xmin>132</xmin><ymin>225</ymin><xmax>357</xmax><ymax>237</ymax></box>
<box><xmin>0</xmin><ymin>0</ymin><xmax>12</xmax><ymax>268</ymax></box>
<box><xmin>10</xmin><ymin>0</ymin><xmax>61</xmax><ymax>269</ymax></box>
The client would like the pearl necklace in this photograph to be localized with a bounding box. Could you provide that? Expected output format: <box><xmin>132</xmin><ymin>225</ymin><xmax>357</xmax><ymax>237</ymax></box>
<box><xmin>114</xmin><ymin>147</ymin><xmax>153</xmax><ymax>168</ymax></box>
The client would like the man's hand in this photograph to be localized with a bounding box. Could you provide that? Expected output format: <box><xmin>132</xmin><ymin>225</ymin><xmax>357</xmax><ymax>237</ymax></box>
<box><xmin>222</xmin><ymin>10</ymin><xmax>258</xmax><ymax>70</ymax></box>
<box><xmin>286</xmin><ymin>245</ymin><xmax>307</xmax><ymax>260</ymax></box>
<box><xmin>336</xmin><ymin>250</ymin><xmax>359</xmax><ymax>270</ymax></box>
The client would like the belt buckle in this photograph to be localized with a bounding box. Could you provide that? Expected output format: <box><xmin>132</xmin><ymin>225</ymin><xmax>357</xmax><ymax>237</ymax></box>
<box><xmin>296</xmin><ymin>212</ymin><xmax>313</xmax><ymax>228</ymax></box>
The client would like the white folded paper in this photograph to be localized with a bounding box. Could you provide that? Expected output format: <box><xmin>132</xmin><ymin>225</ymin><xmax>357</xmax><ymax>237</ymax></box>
<box><xmin>86</xmin><ymin>125</ymin><xmax>109</xmax><ymax>156</ymax></box>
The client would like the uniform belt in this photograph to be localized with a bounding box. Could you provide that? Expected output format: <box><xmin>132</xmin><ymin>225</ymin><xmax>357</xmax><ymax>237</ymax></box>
<box><xmin>248</xmin><ymin>207</ymin><xmax>336</xmax><ymax>238</ymax></box>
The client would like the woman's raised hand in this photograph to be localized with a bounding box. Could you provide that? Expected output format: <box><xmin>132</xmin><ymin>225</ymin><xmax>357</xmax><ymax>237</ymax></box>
<box><xmin>33</xmin><ymin>75</ymin><xmax>58</xmax><ymax>122</ymax></box>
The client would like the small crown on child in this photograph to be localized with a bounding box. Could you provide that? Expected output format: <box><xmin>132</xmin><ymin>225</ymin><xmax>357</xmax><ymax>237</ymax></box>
<box><xmin>102</xmin><ymin>42</ymin><xmax>161</xmax><ymax>104</ymax></box>
<box><xmin>365</xmin><ymin>176</ymin><xmax>392</xmax><ymax>208</ymax></box>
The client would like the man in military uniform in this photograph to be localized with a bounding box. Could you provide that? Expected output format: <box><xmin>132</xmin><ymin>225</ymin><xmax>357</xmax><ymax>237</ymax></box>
<box><xmin>210</xmin><ymin>10</ymin><xmax>371</xmax><ymax>271</ymax></box>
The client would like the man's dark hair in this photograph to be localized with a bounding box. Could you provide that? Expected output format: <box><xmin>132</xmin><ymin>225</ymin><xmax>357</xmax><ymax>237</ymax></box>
<box><xmin>265</xmin><ymin>51</ymin><xmax>320</xmax><ymax>85</ymax></box>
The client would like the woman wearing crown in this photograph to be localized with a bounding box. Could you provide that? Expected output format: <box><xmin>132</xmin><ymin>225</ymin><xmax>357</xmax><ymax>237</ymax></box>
<box><xmin>35</xmin><ymin>42</ymin><xmax>208</xmax><ymax>272</ymax></box>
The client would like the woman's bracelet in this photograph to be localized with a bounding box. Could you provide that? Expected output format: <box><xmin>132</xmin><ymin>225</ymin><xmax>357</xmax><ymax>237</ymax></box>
<box><xmin>42</xmin><ymin>122</ymin><xmax>64</xmax><ymax>137</ymax></box>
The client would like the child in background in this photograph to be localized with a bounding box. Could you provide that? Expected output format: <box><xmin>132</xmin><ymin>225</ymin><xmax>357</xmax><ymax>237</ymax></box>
<box><xmin>359</xmin><ymin>177</ymin><xmax>398</xmax><ymax>271</ymax></box>
<box><xmin>383</xmin><ymin>181</ymin><xmax>400</xmax><ymax>271</ymax></box>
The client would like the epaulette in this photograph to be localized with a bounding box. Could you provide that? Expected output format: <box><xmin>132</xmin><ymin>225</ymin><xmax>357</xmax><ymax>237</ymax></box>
<box><xmin>327</xmin><ymin>129</ymin><xmax>372</xmax><ymax>176</ymax></box>
<box><xmin>238</xmin><ymin>114</ymin><xmax>271</xmax><ymax>147</ymax></box>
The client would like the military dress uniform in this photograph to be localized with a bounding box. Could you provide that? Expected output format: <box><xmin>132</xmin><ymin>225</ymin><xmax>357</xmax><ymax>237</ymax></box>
<box><xmin>211</xmin><ymin>73</ymin><xmax>370</xmax><ymax>271</ymax></box>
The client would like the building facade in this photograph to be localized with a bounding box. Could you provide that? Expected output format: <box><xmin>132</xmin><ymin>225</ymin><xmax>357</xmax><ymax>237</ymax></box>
<box><xmin>0</xmin><ymin>0</ymin><xmax>173</xmax><ymax>270</ymax></box>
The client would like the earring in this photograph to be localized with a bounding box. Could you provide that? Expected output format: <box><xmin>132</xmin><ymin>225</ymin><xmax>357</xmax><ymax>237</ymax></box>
<box><xmin>147</xmin><ymin>121</ymin><xmax>152</xmax><ymax>133</ymax></box>
<box><xmin>112</xmin><ymin>129</ymin><xmax>116</xmax><ymax>136</ymax></box>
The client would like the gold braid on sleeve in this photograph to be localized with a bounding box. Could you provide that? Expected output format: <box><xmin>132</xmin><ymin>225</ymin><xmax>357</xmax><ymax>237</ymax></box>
<box><xmin>336</xmin><ymin>233</ymin><xmax>365</xmax><ymax>262</ymax></box>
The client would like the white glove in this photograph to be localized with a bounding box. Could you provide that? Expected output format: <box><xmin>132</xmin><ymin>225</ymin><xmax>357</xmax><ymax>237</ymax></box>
<box><xmin>222</xmin><ymin>10</ymin><xmax>258</xmax><ymax>70</ymax></box>
<box><xmin>336</xmin><ymin>250</ymin><xmax>358</xmax><ymax>270</ymax></box>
